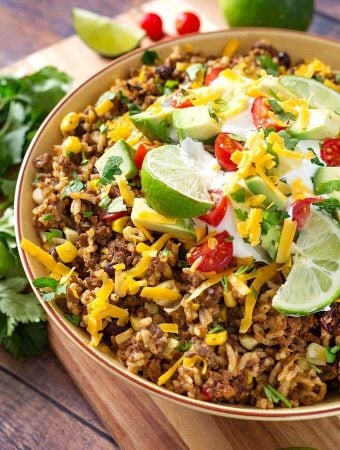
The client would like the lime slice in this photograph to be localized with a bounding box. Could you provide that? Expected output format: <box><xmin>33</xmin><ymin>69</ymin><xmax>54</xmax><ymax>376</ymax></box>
<box><xmin>280</xmin><ymin>75</ymin><xmax>340</xmax><ymax>114</ymax></box>
<box><xmin>141</xmin><ymin>145</ymin><xmax>213</xmax><ymax>218</ymax></box>
<box><xmin>273</xmin><ymin>210</ymin><xmax>340</xmax><ymax>316</ymax></box>
<box><xmin>72</xmin><ymin>8</ymin><xmax>145</xmax><ymax>57</ymax></box>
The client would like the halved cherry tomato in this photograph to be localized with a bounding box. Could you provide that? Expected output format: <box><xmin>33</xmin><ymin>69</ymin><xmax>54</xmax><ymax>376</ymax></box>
<box><xmin>175</xmin><ymin>12</ymin><xmax>200</xmax><ymax>35</ymax></box>
<box><xmin>187</xmin><ymin>231</ymin><xmax>233</xmax><ymax>272</ymax></box>
<box><xmin>320</xmin><ymin>138</ymin><xmax>340</xmax><ymax>166</ymax></box>
<box><xmin>100</xmin><ymin>211</ymin><xmax>128</xmax><ymax>222</ymax></box>
<box><xmin>204</xmin><ymin>67</ymin><xmax>223</xmax><ymax>85</ymax></box>
<box><xmin>134</xmin><ymin>143</ymin><xmax>148</xmax><ymax>170</ymax></box>
<box><xmin>251</xmin><ymin>96</ymin><xmax>286</xmax><ymax>131</ymax></box>
<box><xmin>199</xmin><ymin>189</ymin><xmax>227</xmax><ymax>227</ymax></box>
<box><xmin>214</xmin><ymin>133</ymin><xmax>244</xmax><ymax>171</ymax></box>
<box><xmin>169</xmin><ymin>91</ymin><xmax>193</xmax><ymax>108</ymax></box>
<box><xmin>291</xmin><ymin>197</ymin><xmax>320</xmax><ymax>230</ymax></box>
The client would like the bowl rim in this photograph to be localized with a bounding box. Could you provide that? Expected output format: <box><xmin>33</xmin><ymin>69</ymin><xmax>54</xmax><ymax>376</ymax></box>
<box><xmin>15</xmin><ymin>28</ymin><xmax>340</xmax><ymax>420</ymax></box>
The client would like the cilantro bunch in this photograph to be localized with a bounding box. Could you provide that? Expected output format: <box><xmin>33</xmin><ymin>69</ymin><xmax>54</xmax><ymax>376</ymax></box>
<box><xmin>0</xmin><ymin>66</ymin><xmax>71</xmax><ymax>358</ymax></box>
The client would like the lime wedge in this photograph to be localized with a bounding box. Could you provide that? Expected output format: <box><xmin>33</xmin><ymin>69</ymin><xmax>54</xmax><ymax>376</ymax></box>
<box><xmin>280</xmin><ymin>75</ymin><xmax>340</xmax><ymax>114</ymax></box>
<box><xmin>273</xmin><ymin>210</ymin><xmax>340</xmax><ymax>316</ymax></box>
<box><xmin>141</xmin><ymin>145</ymin><xmax>213</xmax><ymax>218</ymax></box>
<box><xmin>72</xmin><ymin>8</ymin><xmax>145</xmax><ymax>57</ymax></box>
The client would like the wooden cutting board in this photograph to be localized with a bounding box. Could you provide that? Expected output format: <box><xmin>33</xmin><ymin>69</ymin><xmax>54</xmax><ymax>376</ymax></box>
<box><xmin>4</xmin><ymin>1</ymin><xmax>339</xmax><ymax>448</ymax></box>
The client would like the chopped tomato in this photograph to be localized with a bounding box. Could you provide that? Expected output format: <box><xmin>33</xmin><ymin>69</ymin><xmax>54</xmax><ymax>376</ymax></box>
<box><xmin>199</xmin><ymin>190</ymin><xmax>227</xmax><ymax>227</ymax></box>
<box><xmin>292</xmin><ymin>197</ymin><xmax>320</xmax><ymax>230</ymax></box>
<box><xmin>204</xmin><ymin>67</ymin><xmax>223</xmax><ymax>85</ymax></box>
<box><xmin>134</xmin><ymin>143</ymin><xmax>148</xmax><ymax>170</ymax></box>
<box><xmin>187</xmin><ymin>231</ymin><xmax>233</xmax><ymax>272</ymax></box>
<box><xmin>214</xmin><ymin>133</ymin><xmax>244</xmax><ymax>171</ymax></box>
<box><xmin>169</xmin><ymin>91</ymin><xmax>193</xmax><ymax>108</ymax></box>
<box><xmin>100</xmin><ymin>211</ymin><xmax>128</xmax><ymax>222</ymax></box>
<box><xmin>201</xmin><ymin>388</ymin><xmax>212</xmax><ymax>401</ymax></box>
<box><xmin>320</xmin><ymin>138</ymin><xmax>340</xmax><ymax>166</ymax></box>
<box><xmin>251</xmin><ymin>96</ymin><xmax>286</xmax><ymax>131</ymax></box>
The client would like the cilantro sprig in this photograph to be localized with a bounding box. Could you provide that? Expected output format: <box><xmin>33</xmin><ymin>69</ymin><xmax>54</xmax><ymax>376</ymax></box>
<box><xmin>33</xmin><ymin>276</ymin><xmax>68</xmax><ymax>302</ymax></box>
<box><xmin>263</xmin><ymin>384</ymin><xmax>291</xmax><ymax>408</ymax></box>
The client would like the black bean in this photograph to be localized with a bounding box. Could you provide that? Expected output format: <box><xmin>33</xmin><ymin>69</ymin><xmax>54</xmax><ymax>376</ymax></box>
<box><xmin>104</xmin><ymin>262</ymin><xmax>115</xmax><ymax>277</ymax></box>
<box><xmin>103</xmin><ymin>319</ymin><xmax>129</xmax><ymax>337</ymax></box>
<box><xmin>156</xmin><ymin>65</ymin><xmax>173</xmax><ymax>79</ymax></box>
<box><xmin>278</xmin><ymin>51</ymin><xmax>291</xmax><ymax>68</ymax></box>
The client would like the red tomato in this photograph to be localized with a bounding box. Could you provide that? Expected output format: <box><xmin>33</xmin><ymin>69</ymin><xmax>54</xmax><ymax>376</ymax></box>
<box><xmin>134</xmin><ymin>144</ymin><xmax>148</xmax><ymax>170</ymax></box>
<box><xmin>292</xmin><ymin>197</ymin><xmax>320</xmax><ymax>230</ymax></box>
<box><xmin>204</xmin><ymin>67</ymin><xmax>223</xmax><ymax>85</ymax></box>
<box><xmin>214</xmin><ymin>133</ymin><xmax>244</xmax><ymax>171</ymax></box>
<box><xmin>320</xmin><ymin>138</ymin><xmax>340</xmax><ymax>166</ymax></box>
<box><xmin>169</xmin><ymin>91</ymin><xmax>193</xmax><ymax>108</ymax></box>
<box><xmin>187</xmin><ymin>231</ymin><xmax>233</xmax><ymax>272</ymax></box>
<box><xmin>140</xmin><ymin>13</ymin><xmax>164</xmax><ymax>41</ymax></box>
<box><xmin>251</xmin><ymin>96</ymin><xmax>286</xmax><ymax>131</ymax></box>
<box><xmin>175</xmin><ymin>12</ymin><xmax>200</xmax><ymax>35</ymax></box>
<box><xmin>100</xmin><ymin>211</ymin><xmax>128</xmax><ymax>222</ymax></box>
<box><xmin>201</xmin><ymin>388</ymin><xmax>212</xmax><ymax>401</ymax></box>
<box><xmin>199</xmin><ymin>190</ymin><xmax>227</xmax><ymax>227</ymax></box>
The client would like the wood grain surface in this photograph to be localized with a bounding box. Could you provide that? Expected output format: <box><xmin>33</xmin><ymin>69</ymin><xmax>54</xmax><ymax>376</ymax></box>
<box><xmin>0</xmin><ymin>1</ymin><xmax>340</xmax><ymax>449</ymax></box>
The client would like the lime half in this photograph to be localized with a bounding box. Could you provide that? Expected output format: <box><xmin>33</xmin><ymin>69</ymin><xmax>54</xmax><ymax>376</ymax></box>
<box><xmin>280</xmin><ymin>75</ymin><xmax>340</xmax><ymax>114</ymax></box>
<box><xmin>273</xmin><ymin>210</ymin><xmax>340</xmax><ymax>316</ymax></box>
<box><xmin>72</xmin><ymin>8</ymin><xmax>145</xmax><ymax>57</ymax></box>
<box><xmin>141</xmin><ymin>145</ymin><xmax>213</xmax><ymax>218</ymax></box>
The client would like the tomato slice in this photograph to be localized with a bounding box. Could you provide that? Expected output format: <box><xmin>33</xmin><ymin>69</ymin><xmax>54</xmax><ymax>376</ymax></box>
<box><xmin>251</xmin><ymin>96</ymin><xmax>286</xmax><ymax>131</ymax></box>
<box><xmin>100</xmin><ymin>211</ymin><xmax>128</xmax><ymax>222</ymax></box>
<box><xmin>187</xmin><ymin>231</ymin><xmax>233</xmax><ymax>272</ymax></box>
<box><xmin>134</xmin><ymin>143</ymin><xmax>148</xmax><ymax>170</ymax></box>
<box><xmin>291</xmin><ymin>197</ymin><xmax>320</xmax><ymax>230</ymax></box>
<box><xmin>199</xmin><ymin>190</ymin><xmax>227</xmax><ymax>227</ymax></box>
<box><xmin>320</xmin><ymin>138</ymin><xmax>340</xmax><ymax>166</ymax></box>
<box><xmin>214</xmin><ymin>133</ymin><xmax>244</xmax><ymax>171</ymax></box>
<box><xmin>204</xmin><ymin>67</ymin><xmax>223</xmax><ymax>85</ymax></box>
<box><xmin>169</xmin><ymin>90</ymin><xmax>193</xmax><ymax>108</ymax></box>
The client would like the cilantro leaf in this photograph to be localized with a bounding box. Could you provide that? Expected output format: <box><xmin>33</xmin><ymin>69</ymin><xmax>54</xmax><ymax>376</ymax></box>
<box><xmin>268</xmin><ymin>100</ymin><xmax>296</xmax><ymax>123</ymax></box>
<box><xmin>230</xmin><ymin>188</ymin><xmax>246</xmax><ymax>203</ymax></box>
<box><xmin>33</xmin><ymin>276</ymin><xmax>67</xmax><ymax>302</ymax></box>
<box><xmin>263</xmin><ymin>384</ymin><xmax>291</xmax><ymax>407</ymax></box>
<box><xmin>44</xmin><ymin>228</ymin><xmax>63</xmax><ymax>243</ymax></box>
<box><xmin>100</xmin><ymin>155</ymin><xmax>123</xmax><ymax>185</ymax></box>
<box><xmin>256</xmin><ymin>55</ymin><xmax>279</xmax><ymax>76</ymax></box>
<box><xmin>65</xmin><ymin>314</ymin><xmax>81</xmax><ymax>326</ymax></box>
<box><xmin>208</xmin><ymin>324</ymin><xmax>225</xmax><ymax>334</ymax></box>
<box><xmin>316</xmin><ymin>198</ymin><xmax>340</xmax><ymax>215</ymax></box>
<box><xmin>234</xmin><ymin>209</ymin><xmax>248</xmax><ymax>221</ymax></box>
<box><xmin>142</xmin><ymin>50</ymin><xmax>159</xmax><ymax>65</ymax></box>
<box><xmin>118</xmin><ymin>91</ymin><xmax>141</xmax><ymax>115</ymax></box>
<box><xmin>177</xmin><ymin>341</ymin><xmax>192</xmax><ymax>352</ymax></box>
<box><xmin>308</xmin><ymin>147</ymin><xmax>324</xmax><ymax>166</ymax></box>
<box><xmin>62</xmin><ymin>179</ymin><xmax>84</xmax><ymax>197</ymax></box>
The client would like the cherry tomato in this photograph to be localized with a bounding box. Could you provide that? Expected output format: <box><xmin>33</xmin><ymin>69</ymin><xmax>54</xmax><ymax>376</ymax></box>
<box><xmin>199</xmin><ymin>190</ymin><xmax>227</xmax><ymax>227</ymax></box>
<box><xmin>291</xmin><ymin>197</ymin><xmax>320</xmax><ymax>230</ymax></box>
<box><xmin>214</xmin><ymin>133</ymin><xmax>244</xmax><ymax>171</ymax></box>
<box><xmin>175</xmin><ymin>12</ymin><xmax>200</xmax><ymax>35</ymax></box>
<box><xmin>140</xmin><ymin>13</ymin><xmax>164</xmax><ymax>41</ymax></box>
<box><xmin>251</xmin><ymin>96</ymin><xmax>286</xmax><ymax>131</ymax></box>
<box><xmin>134</xmin><ymin>143</ymin><xmax>148</xmax><ymax>170</ymax></box>
<box><xmin>100</xmin><ymin>211</ymin><xmax>128</xmax><ymax>222</ymax></box>
<box><xmin>187</xmin><ymin>231</ymin><xmax>233</xmax><ymax>273</ymax></box>
<box><xmin>320</xmin><ymin>138</ymin><xmax>340</xmax><ymax>166</ymax></box>
<box><xmin>204</xmin><ymin>67</ymin><xmax>223</xmax><ymax>85</ymax></box>
<box><xmin>169</xmin><ymin>91</ymin><xmax>193</xmax><ymax>108</ymax></box>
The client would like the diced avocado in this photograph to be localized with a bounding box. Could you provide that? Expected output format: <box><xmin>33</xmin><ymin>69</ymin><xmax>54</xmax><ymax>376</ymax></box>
<box><xmin>173</xmin><ymin>105</ymin><xmax>220</xmax><ymax>142</ymax></box>
<box><xmin>251</xmin><ymin>75</ymin><xmax>298</xmax><ymax>100</ymax></box>
<box><xmin>313</xmin><ymin>166</ymin><xmax>340</xmax><ymax>199</ymax></box>
<box><xmin>131</xmin><ymin>197</ymin><xmax>196</xmax><ymax>240</ymax></box>
<box><xmin>95</xmin><ymin>139</ymin><xmax>137</xmax><ymax>180</ymax></box>
<box><xmin>261</xmin><ymin>226</ymin><xmax>282</xmax><ymax>261</ymax></box>
<box><xmin>245</xmin><ymin>176</ymin><xmax>286</xmax><ymax>208</ymax></box>
<box><xmin>130</xmin><ymin>107</ymin><xmax>175</xmax><ymax>143</ymax></box>
<box><xmin>288</xmin><ymin>109</ymin><xmax>340</xmax><ymax>140</ymax></box>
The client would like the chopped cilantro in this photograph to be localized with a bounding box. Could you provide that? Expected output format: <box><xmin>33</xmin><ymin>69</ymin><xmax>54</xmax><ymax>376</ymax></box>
<box><xmin>142</xmin><ymin>50</ymin><xmax>159</xmax><ymax>65</ymax></box>
<box><xmin>325</xmin><ymin>345</ymin><xmax>340</xmax><ymax>363</ymax></box>
<box><xmin>234</xmin><ymin>208</ymin><xmax>248</xmax><ymax>221</ymax></box>
<box><xmin>256</xmin><ymin>55</ymin><xmax>279</xmax><ymax>76</ymax></box>
<box><xmin>106</xmin><ymin>196</ymin><xmax>127</xmax><ymax>214</ymax></box>
<box><xmin>221</xmin><ymin>276</ymin><xmax>228</xmax><ymax>290</ymax></box>
<box><xmin>316</xmin><ymin>198</ymin><xmax>340</xmax><ymax>216</ymax></box>
<box><xmin>100</xmin><ymin>155</ymin><xmax>123</xmax><ymax>185</ymax></box>
<box><xmin>82</xmin><ymin>210</ymin><xmax>93</xmax><ymax>218</ymax></box>
<box><xmin>208</xmin><ymin>324</ymin><xmax>225</xmax><ymax>334</ymax></box>
<box><xmin>33</xmin><ymin>276</ymin><xmax>68</xmax><ymax>302</ymax></box>
<box><xmin>231</xmin><ymin>188</ymin><xmax>246</xmax><ymax>203</ymax></box>
<box><xmin>308</xmin><ymin>148</ymin><xmax>324</xmax><ymax>166</ymax></box>
<box><xmin>277</xmin><ymin>131</ymin><xmax>298</xmax><ymax>150</ymax></box>
<box><xmin>208</xmin><ymin>104</ymin><xmax>219</xmax><ymax>122</ymax></box>
<box><xmin>177</xmin><ymin>341</ymin><xmax>192</xmax><ymax>352</ymax></box>
<box><xmin>262</xmin><ymin>208</ymin><xmax>288</xmax><ymax>234</ymax></box>
<box><xmin>263</xmin><ymin>384</ymin><xmax>291</xmax><ymax>407</ymax></box>
<box><xmin>42</xmin><ymin>214</ymin><xmax>55</xmax><ymax>222</ymax></box>
<box><xmin>44</xmin><ymin>229</ymin><xmax>63</xmax><ymax>244</ymax></box>
<box><xmin>118</xmin><ymin>91</ymin><xmax>142</xmax><ymax>115</ymax></box>
<box><xmin>268</xmin><ymin>99</ymin><xmax>296</xmax><ymax>123</ymax></box>
<box><xmin>62</xmin><ymin>179</ymin><xmax>84</xmax><ymax>198</ymax></box>
<box><xmin>65</xmin><ymin>314</ymin><xmax>81</xmax><ymax>326</ymax></box>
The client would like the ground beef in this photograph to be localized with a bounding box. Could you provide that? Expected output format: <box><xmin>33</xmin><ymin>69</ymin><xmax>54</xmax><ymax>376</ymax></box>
<box><xmin>107</xmin><ymin>237</ymin><xmax>136</xmax><ymax>267</ymax></box>
<box><xmin>33</xmin><ymin>152</ymin><xmax>53</xmax><ymax>172</ymax></box>
<box><xmin>144</xmin><ymin>359</ymin><xmax>162</xmax><ymax>383</ymax></box>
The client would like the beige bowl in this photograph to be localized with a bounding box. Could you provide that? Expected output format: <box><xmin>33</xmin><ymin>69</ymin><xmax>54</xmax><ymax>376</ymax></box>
<box><xmin>15</xmin><ymin>29</ymin><xmax>340</xmax><ymax>420</ymax></box>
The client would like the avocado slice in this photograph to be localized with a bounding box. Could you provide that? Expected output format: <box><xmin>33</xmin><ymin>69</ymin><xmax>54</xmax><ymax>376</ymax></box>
<box><xmin>173</xmin><ymin>105</ymin><xmax>220</xmax><ymax>142</ymax></box>
<box><xmin>288</xmin><ymin>109</ymin><xmax>340</xmax><ymax>140</ymax></box>
<box><xmin>245</xmin><ymin>176</ymin><xmax>286</xmax><ymax>208</ymax></box>
<box><xmin>130</xmin><ymin>107</ymin><xmax>175</xmax><ymax>143</ymax></box>
<box><xmin>131</xmin><ymin>197</ymin><xmax>196</xmax><ymax>241</ymax></box>
<box><xmin>313</xmin><ymin>166</ymin><xmax>340</xmax><ymax>199</ymax></box>
<box><xmin>94</xmin><ymin>139</ymin><xmax>137</xmax><ymax>180</ymax></box>
<box><xmin>261</xmin><ymin>226</ymin><xmax>282</xmax><ymax>261</ymax></box>
<box><xmin>250</xmin><ymin>75</ymin><xmax>298</xmax><ymax>100</ymax></box>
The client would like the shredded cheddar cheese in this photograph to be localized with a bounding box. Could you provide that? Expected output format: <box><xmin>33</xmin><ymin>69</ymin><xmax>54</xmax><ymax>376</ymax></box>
<box><xmin>276</xmin><ymin>219</ymin><xmax>297</xmax><ymax>264</ymax></box>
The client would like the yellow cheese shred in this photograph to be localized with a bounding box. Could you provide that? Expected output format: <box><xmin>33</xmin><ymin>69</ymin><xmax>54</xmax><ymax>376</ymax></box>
<box><xmin>158</xmin><ymin>356</ymin><xmax>184</xmax><ymax>385</ymax></box>
<box><xmin>21</xmin><ymin>238</ymin><xmax>56</xmax><ymax>271</ymax></box>
<box><xmin>116</xmin><ymin>175</ymin><xmax>134</xmax><ymax>207</ymax></box>
<box><xmin>159</xmin><ymin>323</ymin><xmax>179</xmax><ymax>334</ymax></box>
<box><xmin>183</xmin><ymin>355</ymin><xmax>208</xmax><ymax>374</ymax></box>
<box><xmin>276</xmin><ymin>219</ymin><xmax>297</xmax><ymax>264</ymax></box>
<box><xmin>140</xmin><ymin>286</ymin><xmax>181</xmax><ymax>302</ymax></box>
